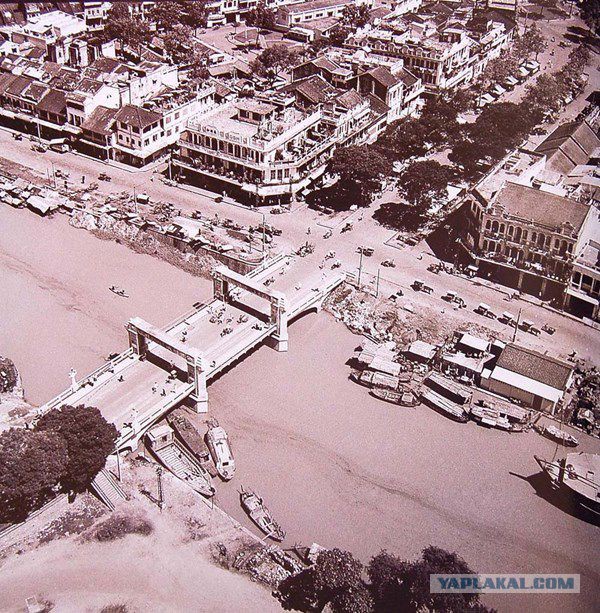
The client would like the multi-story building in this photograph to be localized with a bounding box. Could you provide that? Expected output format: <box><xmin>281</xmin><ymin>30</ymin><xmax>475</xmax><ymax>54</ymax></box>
<box><xmin>175</xmin><ymin>91</ymin><xmax>374</xmax><ymax>205</ymax></box>
<box><xmin>346</xmin><ymin>8</ymin><xmax>515</xmax><ymax>93</ymax></box>
<box><xmin>277</xmin><ymin>0</ymin><xmax>373</xmax><ymax>27</ymax></box>
<box><xmin>112</xmin><ymin>84</ymin><xmax>216</xmax><ymax>166</ymax></box>
<box><xmin>82</xmin><ymin>1</ymin><xmax>156</xmax><ymax>31</ymax></box>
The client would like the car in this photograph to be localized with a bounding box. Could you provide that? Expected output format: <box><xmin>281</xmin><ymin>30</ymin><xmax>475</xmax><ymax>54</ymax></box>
<box><xmin>98</xmin><ymin>172</ymin><xmax>112</xmax><ymax>182</ymax></box>
<box><xmin>357</xmin><ymin>246</ymin><xmax>374</xmax><ymax>256</ymax></box>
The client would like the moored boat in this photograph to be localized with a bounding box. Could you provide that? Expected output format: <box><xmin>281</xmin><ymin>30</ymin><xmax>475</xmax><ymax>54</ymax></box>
<box><xmin>535</xmin><ymin>424</ymin><xmax>579</xmax><ymax>447</ymax></box>
<box><xmin>146</xmin><ymin>424</ymin><xmax>215</xmax><ymax>497</ymax></box>
<box><xmin>167</xmin><ymin>408</ymin><xmax>217</xmax><ymax>476</ymax></box>
<box><xmin>206</xmin><ymin>419</ymin><xmax>235</xmax><ymax>480</ymax></box>
<box><xmin>240</xmin><ymin>486</ymin><xmax>285</xmax><ymax>541</ymax></box>
<box><xmin>350</xmin><ymin>369</ymin><xmax>400</xmax><ymax>390</ymax></box>
<box><xmin>535</xmin><ymin>452</ymin><xmax>600</xmax><ymax>515</ymax></box>
<box><xmin>469</xmin><ymin>405</ymin><xmax>523</xmax><ymax>432</ymax></box>
<box><xmin>421</xmin><ymin>388</ymin><xmax>468</xmax><ymax>422</ymax></box>
<box><xmin>370</xmin><ymin>387</ymin><xmax>419</xmax><ymax>407</ymax></box>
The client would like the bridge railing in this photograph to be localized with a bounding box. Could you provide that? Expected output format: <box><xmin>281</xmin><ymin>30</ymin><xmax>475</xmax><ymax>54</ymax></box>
<box><xmin>36</xmin><ymin>348</ymin><xmax>136</xmax><ymax>417</ymax></box>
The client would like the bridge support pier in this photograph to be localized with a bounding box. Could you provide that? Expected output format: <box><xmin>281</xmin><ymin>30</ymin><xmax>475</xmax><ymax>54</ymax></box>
<box><xmin>127</xmin><ymin>321</ymin><xmax>147</xmax><ymax>357</ymax></box>
<box><xmin>188</xmin><ymin>353</ymin><xmax>208</xmax><ymax>413</ymax></box>
<box><xmin>269</xmin><ymin>297</ymin><xmax>288</xmax><ymax>352</ymax></box>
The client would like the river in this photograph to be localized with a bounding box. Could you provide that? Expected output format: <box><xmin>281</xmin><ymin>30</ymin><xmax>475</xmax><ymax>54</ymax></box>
<box><xmin>1</xmin><ymin>205</ymin><xmax>598</xmax><ymax>612</ymax></box>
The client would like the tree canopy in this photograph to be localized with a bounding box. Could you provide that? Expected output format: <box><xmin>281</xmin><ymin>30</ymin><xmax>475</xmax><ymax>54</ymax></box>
<box><xmin>103</xmin><ymin>2</ymin><xmax>151</xmax><ymax>52</ymax></box>
<box><xmin>163</xmin><ymin>24</ymin><xmax>195</xmax><ymax>64</ymax></box>
<box><xmin>513</xmin><ymin>25</ymin><xmax>547</xmax><ymax>60</ymax></box>
<box><xmin>397</xmin><ymin>160</ymin><xmax>455</xmax><ymax>209</ymax></box>
<box><xmin>150</xmin><ymin>0</ymin><xmax>208</xmax><ymax>31</ymax></box>
<box><xmin>251</xmin><ymin>46</ymin><xmax>298</xmax><ymax>81</ymax></box>
<box><xmin>36</xmin><ymin>404</ymin><xmax>117</xmax><ymax>492</ymax></box>
<box><xmin>245</xmin><ymin>1</ymin><xmax>277</xmax><ymax>30</ymax></box>
<box><xmin>0</xmin><ymin>428</ymin><xmax>68</xmax><ymax>522</ymax></box>
<box><xmin>342</xmin><ymin>4</ymin><xmax>371</xmax><ymax>28</ymax></box>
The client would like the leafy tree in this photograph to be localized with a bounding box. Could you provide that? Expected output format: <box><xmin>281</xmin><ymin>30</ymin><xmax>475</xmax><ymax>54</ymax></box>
<box><xmin>245</xmin><ymin>1</ymin><xmax>277</xmax><ymax>30</ymax></box>
<box><xmin>513</xmin><ymin>25</ymin><xmax>547</xmax><ymax>60</ymax></box>
<box><xmin>565</xmin><ymin>45</ymin><xmax>591</xmax><ymax>72</ymax></box>
<box><xmin>36</xmin><ymin>405</ymin><xmax>117</xmax><ymax>492</ymax></box>
<box><xmin>251</xmin><ymin>46</ymin><xmax>298</xmax><ymax>81</ymax></box>
<box><xmin>103</xmin><ymin>2</ymin><xmax>151</xmax><ymax>52</ymax></box>
<box><xmin>189</xmin><ymin>49</ymin><xmax>211</xmax><ymax>82</ymax></box>
<box><xmin>580</xmin><ymin>0</ymin><xmax>600</xmax><ymax>35</ymax></box>
<box><xmin>480</xmin><ymin>53</ymin><xmax>519</xmax><ymax>89</ymax></box>
<box><xmin>0</xmin><ymin>429</ymin><xmax>68</xmax><ymax>522</ymax></box>
<box><xmin>397</xmin><ymin>161</ymin><xmax>456</xmax><ymax>209</ymax></box>
<box><xmin>468</xmin><ymin>102</ymin><xmax>539</xmax><ymax>150</ymax></box>
<box><xmin>380</xmin><ymin>119</ymin><xmax>429</xmax><ymax>161</ymax></box>
<box><xmin>277</xmin><ymin>548</ymin><xmax>369</xmax><ymax>611</ymax></box>
<box><xmin>448</xmin><ymin>139</ymin><xmax>486</xmax><ymax>179</ymax></box>
<box><xmin>151</xmin><ymin>0</ymin><xmax>207</xmax><ymax>31</ymax></box>
<box><xmin>525</xmin><ymin>74</ymin><xmax>569</xmax><ymax>114</ymax></box>
<box><xmin>325</xmin><ymin>145</ymin><xmax>391</xmax><ymax>208</ymax></box>
<box><xmin>342</xmin><ymin>4</ymin><xmax>371</xmax><ymax>28</ymax></box>
<box><xmin>379</xmin><ymin>546</ymin><xmax>493</xmax><ymax>613</ymax></box>
<box><xmin>164</xmin><ymin>24</ymin><xmax>194</xmax><ymax>64</ymax></box>
<box><xmin>329</xmin><ymin>24</ymin><xmax>351</xmax><ymax>46</ymax></box>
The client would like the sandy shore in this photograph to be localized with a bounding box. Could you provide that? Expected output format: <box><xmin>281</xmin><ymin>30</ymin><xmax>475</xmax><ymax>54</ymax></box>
<box><xmin>1</xmin><ymin>204</ymin><xmax>599</xmax><ymax>612</ymax></box>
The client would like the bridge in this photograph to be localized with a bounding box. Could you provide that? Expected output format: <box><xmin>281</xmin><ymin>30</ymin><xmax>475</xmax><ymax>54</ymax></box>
<box><xmin>34</xmin><ymin>255</ymin><xmax>345</xmax><ymax>451</ymax></box>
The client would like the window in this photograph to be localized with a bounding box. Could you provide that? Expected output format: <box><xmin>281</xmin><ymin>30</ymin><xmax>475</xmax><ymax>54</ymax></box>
<box><xmin>144</xmin><ymin>139</ymin><xmax>149</xmax><ymax>146</ymax></box>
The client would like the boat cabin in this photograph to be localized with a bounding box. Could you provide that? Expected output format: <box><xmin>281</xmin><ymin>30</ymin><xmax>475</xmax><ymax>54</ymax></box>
<box><xmin>146</xmin><ymin>424</ymin><xmax>174</xmax><ymax>452</ymax></box>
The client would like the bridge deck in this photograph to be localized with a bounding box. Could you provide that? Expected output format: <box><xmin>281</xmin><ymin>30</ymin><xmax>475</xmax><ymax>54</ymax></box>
<box><xmin>35</xmin><ymin>255</ymin><xmax>344</xmax><ymax>449</ymax></box>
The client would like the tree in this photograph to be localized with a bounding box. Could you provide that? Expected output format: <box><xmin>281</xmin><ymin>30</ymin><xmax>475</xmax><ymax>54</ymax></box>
<box><xmin>103</xmin><ymin>2</ymin><xmax>151</xmax><ymax>53</ymax></box>
<box><xmin>373</xmin><ymin>200</ymin><xmax>427</xmax><ymax>231</ymax></box>
<box><xmin>277</xmin><ymin>548</ymin><xmax>369</xmax><ymax>611</ymax></box>
<box><xmin>150</xmin><ymin>0</ymin><xmax>207</xmax><ymax>31</ymax></box>
<box><xmin>164</xmin><ymin>24</ymin><xmax>194</xmax><ymax>65</ymax></box>
<box><xmin>324</xmin><ymin>145</ymin><xmax>391</xmax><ymax>208</ymax></box>
<box><xmin>342</xmin><ymin>4</ymin><xmax>371</xmax><ymax>28</ymax></box>
<box><xmin>328</xmin><ymin>24</ymin><xmax>351</xmax><ymax>46</ymax></box>
<box><xmin>189</xmin><ymin>49</ymin><xmax>211</xmax><ymax>83</ymax></box>
<box><xmin>525</xmin><ymin>74</ymin><xmax>569</xmax><ymax>114</ymax></box>
<box><xmin>513</xmin><ymin>25</ymin><xmax>547</xmax><ymax>60</ymax></box>
<box><xmin>376</xmin><ymin>546</ymin><xmax>493</xmax><ymax>613</ymax></box>
<box><xmin>580</xmin><ymin>0</ymin><xmax>600</xmax><ymax>35</ymax></box>
<box><xmin>0</xmin><ymin>429</ymin><xmax>68</xmax><ymax>522</ymax></box>
<box><xmin>36</xmin><ymin>405</ymin><xmax>117</xmax><ymax>492</ymax></box>
<box><xmin>565</xmin><ymin>45</ymin><xmax>591</xmax><ymax>72</ymax></box>
<box><xmin>480</xmin><ymin>53</ymin><xmax>519</xmax><ymax>89</ymax></box>
<box><xmin>380</xmin><ymin>119</ymin><xmax>429</xmax><ymax>161</ymax></box>
<box><xmin>245</xmin><ymin>1</ymin><xmax>277</xmax><ymax>30</ymax></box>
<box><xmin>397</xmin><ymin>160</ymin><xmax>456</xmax><ymax>209</ymax></box>
<box><xmin>251</xmin><ymin>46</ymin><xmax>298</xmax><ymax>81</ymax></box>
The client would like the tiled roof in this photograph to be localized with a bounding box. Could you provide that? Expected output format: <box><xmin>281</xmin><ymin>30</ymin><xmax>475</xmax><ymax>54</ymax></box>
<box><xmin>366</xmin><ymin>65</ymin><xmax>401</xmax><ymax>88</ymax></box>
<box><xmin>535</xmin><ymin>121</ymin><xmax>600</xmax><ymax>175</ymax></box>
<box><xmin>285</xmin><ymin>74</ymin><xmax>337</xmax><ymax>104</ymax></box>
<box><xmin>114</xmin><ymin>104</ymin><xmax>161</xmax><ymax>129</ymax></box>
<box><xmin>36</xmin><ymin>88</ymin><xmax>67</xmax><ymax>115</ymax></box>
<box><xmin>335</xmin><ymin>89</ymin><xmax>364</xmax><ymax>109</ymax></box>
<box><xmin>495</xmin><ymin>343</ymin><xmax>572</xmax><ymax>390</ymax></box>
<box><xmin>4</xmin><ymin>74</ymin><xmax>34</xmax><ymax>97</ymax></box>
<box><xmin>81</xmin><ymin>105</ymin><xmax>117</xmax><ymax>135</ymax></box>
<box><xmin>492</xmin><ymin>182</ymin><xmax>590</xmax><ymax>232</ymax></box>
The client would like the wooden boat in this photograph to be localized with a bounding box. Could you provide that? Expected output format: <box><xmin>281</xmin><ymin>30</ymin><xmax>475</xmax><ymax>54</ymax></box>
<box><xmin>370</xmin><ymin>387</ymin><xmax>419</xmax><ymax>407</ymax></box>
<box><xmin>421</xmin><ymin>388</ymin><xmax>468</xmax><ymax>422</ymax></box>
<box><xmin>535</xmin><ymin>453</ymin><xmax>600</xmax><ymax>515</ymax></box>
<box><xmin>109</xmin><ymin>285</ymin><xmax>129</xmax><ymax>298</ymax></box>
<box><xmin>470</xmin><ymin>405</ymin><xmax>523</xmax><ymax>432</ymax></box>
<box><xmin>146</xmin><ymin>424</ymin><xmax>214</xmax><ymax>497</ymax></box>
<box><xmin>166</xmin><ymin>408</ymin><xmax>216</xmax><ymax>475</ymax></box>
<box><xmin>240</xmin><ymin>486</ymin><xmax>285</xmax><ymax>541</ymax></box>
<box><xmin>535</xmin><ymin>424</ymin><xmax>579</xmax><ymax>447</ymax></box>
<box><xmin>424</xmin><ymin>373</ymin><xmax>471</xmax><ymax>405</ymax></box>
<box><xmin>350</xmin><ymin>369</ymin><xmax>399</xmax><ymax>390</ymax></box>
<box><xmin>206</xmin><ymin>419</ymin><xmax>235</xmax><ymax>480</ymax></box>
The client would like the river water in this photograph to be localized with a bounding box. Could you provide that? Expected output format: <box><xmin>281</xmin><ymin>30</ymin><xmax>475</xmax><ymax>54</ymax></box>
<box><xmin>1</xmin><ymin>205</ymin><xmax>598</xmax><ymax>612</ymax></box>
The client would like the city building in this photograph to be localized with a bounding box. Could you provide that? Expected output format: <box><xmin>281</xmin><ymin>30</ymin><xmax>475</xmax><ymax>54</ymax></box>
<box><xmin>277</xmin><ymin>0</ymin><xmax>373</xmax><ymax>28</ymax></box>
<box><xmin>175</xmin><ymin>90</ymin><xmax>375</xmax><ymax>204</ymax></box>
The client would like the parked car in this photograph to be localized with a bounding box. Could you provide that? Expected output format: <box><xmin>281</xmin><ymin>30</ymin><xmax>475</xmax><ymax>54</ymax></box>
<box><xmin>357</xmin><ymin>246</ymin><xmax>374</xmax><ymax>256</ymax></box>
<box><xmin>475</xmin><ymin>303</ymin><xmax>495</xmax><ymax>318</ymax></box>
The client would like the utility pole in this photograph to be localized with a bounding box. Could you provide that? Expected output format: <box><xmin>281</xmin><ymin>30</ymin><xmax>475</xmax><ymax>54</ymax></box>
<box><xmin>156</xmin><ymin>466</ymin><xmax>164</xmax><ymax>511</ymax></box>
<box><xmin>357</xmin><ymin>250</ymin><xmax>364</xmax><ymax>288</ymax></box>
<box><xmin>513</xmin><ymin>308</ymin><xmax>522</xmax><ymax>343</ymax></box>
<box><xmin>375</xmin><ymin>267</ymin><xmax>380</xmax><ymax>298</ymax></box>
<box><xmin>51</xmin><ymin>162</ymin><xmax>56</xmax><ymax>188</ymax></box>
<box><xmin>116</xmin><ymin>448</ymin><xmax>121</xmax><ymax>481</ymax></box>
<box><xmin>262</xmin><ymin>212</ymin><xmax>266</xmax><ymax>255</ymax></box>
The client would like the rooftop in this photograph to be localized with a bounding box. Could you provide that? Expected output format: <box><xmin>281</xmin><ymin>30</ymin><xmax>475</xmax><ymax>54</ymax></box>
<box><xmin>114</xmin><ymin>104</ymin><xmax>162</xmax><ymax>129</ymax></box>
<box><xmin>495</xmin><ymin>343</ymin><xmax>572</xmax><ymax>391</ymax></box>
<box><xmin>490</xmin><ymin>182</ymin><xmax>590</xmax><ymax>232</ymax></box>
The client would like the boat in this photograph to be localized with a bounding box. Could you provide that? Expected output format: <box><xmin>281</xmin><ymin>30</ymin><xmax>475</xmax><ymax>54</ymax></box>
<box><xmin>146</xmin><ymin>424</ymin><xmax>215</xmax><ymax>497</ymax></box>
<box><xmin>424</xmin><ymin>373</ymin><xmax>471</xmax><ymax>405</ymax></box>
<box><xmin>206</xmin><ymin>419</ymin><xmax>235</xmax><ymax>480</ymax></box>
<box><xmin>350</xmin><ymin>369</ymin><xmax>400</xmax><ymax>390</ymax></box>
<box><xmin>420</xmin><ymin>388</ymin><xmax>468</xmax><ymax>422</ymax></box>
<box><xmin>166</xmin><ymin>408</ymin><xmax>216</xmax><ymax>475</ymax></box>
<box><xmin>240</xmin><ymin>486</ymin><xmax>286</xmax><ymax>541</ymax></box>
<box><xmin>535</xmin><ymin>452</ymin><xmax>600</xmax><ymax>515</ymax></box>
<box><xmin>109</xmin><ymin>285</ymin><xmax>129</xmax><ymax>298</ymax></box>
<box><xmin>535</xmin><ymin>424</ymin><xmax>579</xmax><ymax>447</ymax></box>
<box><xmin>469</xmin><ymin>404</ymin><xmax>523</xmax><ymax>432</ymax></box>
<box><xmin>370</xmin><ymin>387</ymin><xmax>419</xmax><ymax>407</ymax></box>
